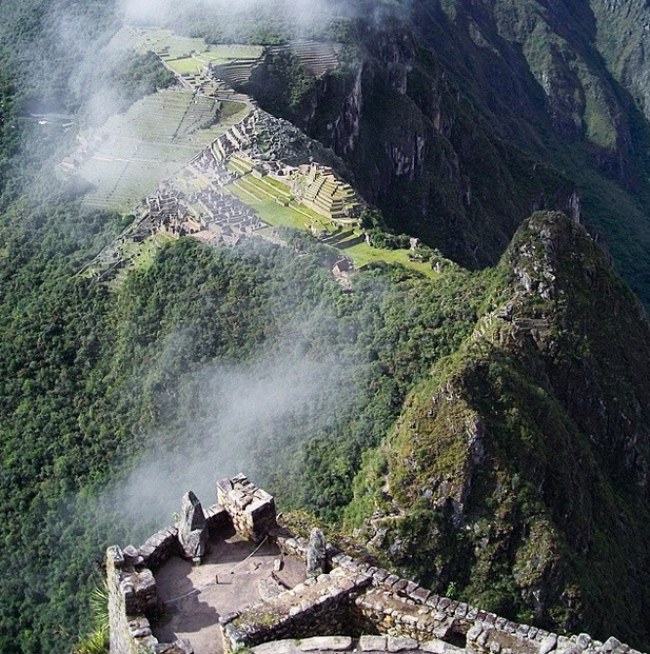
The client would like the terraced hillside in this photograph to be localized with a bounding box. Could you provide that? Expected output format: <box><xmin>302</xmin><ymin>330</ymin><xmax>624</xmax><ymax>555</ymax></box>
<box><xmin>71</xmin><ymin>89</ymin><xmax>231</xmax><ymax>211</ymax></box>
<box><xmin>135</xmin><ymin>27</ymin><xmax>265</xmax><ymax>89</ymax></box>
<box><xmin>268</xmin><ymin>40</ymin><xmax>342</xmax><ymax>77</ymax></box>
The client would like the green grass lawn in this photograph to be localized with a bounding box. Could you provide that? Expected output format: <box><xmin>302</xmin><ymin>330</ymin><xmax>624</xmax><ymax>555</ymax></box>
<box><xmin>228</xmin><ymin>182</ymin><xmax>314</xmax><ymax>230</ymax></box>
<box><xmin>256</xmin><ymin>175</ymin><xmax>292</xmax><ymax>198</ymax></box>
<box><xmin>201</xmin><ymin>44</ymin><xmax>264</xmax><ymax>64</ymax></box>
<box><xmin>226</xmin><ymin>171</ymin><xmax>440</xmax><ymax>278</ymax></box>
<box><xmin>220</xmin><ymin>100</ymin><xmax>248</xmax><ymax>121</ymax></box>
<box><xmin>167</xmin><ymin>57</ymin><xmax>205</xmax><ymax>75</ymax></box>
<box><xmin>343</xmin><ymin>241</ymin><xmax>440</xmax><ymax>278</ymax></box>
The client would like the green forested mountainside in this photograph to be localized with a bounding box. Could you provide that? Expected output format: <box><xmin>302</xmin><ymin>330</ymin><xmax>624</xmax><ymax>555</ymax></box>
<box><xmin>1</xmin><ymin>1</ymin><xmax>650</xmax><ymax>653</ymax></box>
<box><xmin>347</xmin><ymin>213</ymin><xmax>650</xmax><ymax>647</ymax></box>
<box><xmin>0</xmin><ymin>214</ymin><xmax>484</xmax><ymax>652</ymax></box>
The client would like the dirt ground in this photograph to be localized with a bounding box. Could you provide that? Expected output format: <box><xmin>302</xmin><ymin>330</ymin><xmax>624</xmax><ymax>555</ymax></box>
<box><xmin>152</xmin><ymin>530</ymin><xmax>306</xmax><ymax>654</ymax></box>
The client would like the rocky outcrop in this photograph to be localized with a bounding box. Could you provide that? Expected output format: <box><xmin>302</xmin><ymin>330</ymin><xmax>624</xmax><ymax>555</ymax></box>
<box><xmin>293</xmin><ymin>21</ymin><xmax>580</xmax><ymax>270</ymax></box>
<box><xmin>306</xmin><ymin>528</ymin><xmax>328</xmax><ymax>577</ymax></box>
<box><xmin>240</xmin><ymin>0</ymin><xmax>650</xmax><ymax>306</ymax></box>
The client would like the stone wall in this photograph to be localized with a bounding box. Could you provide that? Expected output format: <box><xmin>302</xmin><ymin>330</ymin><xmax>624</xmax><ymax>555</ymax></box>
<box><xmin>217</xmin><ymin>473</ymin><xmax>277</xmax><ymax>542</ymax></box>
<box><xmin>108</xmin><ymin>476</ymin><xmax>647</xmax><ymax>654</ymax></box>
<box><xmin>108</xmin><ymin>475</ymin><xmax>280</xmax><ymax>653</ymax></box>
<box><xmin>107</xmin><ymin>545</ymin><xmax>168</xmax><ymax>654</ymax></box>
<box><xmin>220</xmin><ymin>568</ymin><xmax>373</xmax><ymax>652</ymax></box>
<box><xmin>138</xmin><ymin>526</ymin><xmax>180</xmax><ymax>570</ymax></box>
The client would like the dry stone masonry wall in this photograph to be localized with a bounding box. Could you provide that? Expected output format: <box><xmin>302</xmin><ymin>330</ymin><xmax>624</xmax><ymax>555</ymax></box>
<box><xmin>107</xmin><ymin>476</ymin><xmax>647</xmax><ymax>654</ymax></box>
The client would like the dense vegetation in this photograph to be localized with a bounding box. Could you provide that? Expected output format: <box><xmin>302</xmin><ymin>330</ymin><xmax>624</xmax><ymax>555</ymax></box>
<box><xmin>347</xmin><ymin>213</ymin><xmax>650</xmax><ymax>647</ymax></box>
<box><xmin>0</xmin><ymin>183</ymin><xmax>495</xmax><ymax>649</ymax></box>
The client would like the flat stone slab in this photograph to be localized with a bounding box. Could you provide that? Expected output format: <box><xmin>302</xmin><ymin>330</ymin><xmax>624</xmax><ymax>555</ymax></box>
<box><xmin>361</xmin><ymin>636</ymin><xmax>388</xmax><ymax>652</ymax></box>
<box><xmin>298</xmin><ymin>636</ymin><xmax>353</xmax><ymax>651</ymax></box>
<box><xmin>421</xmin><ymin>640</ymin><xmax>466</xmax><ymax>654</ymax></box>
<box><xmin>252</xmin><ymin>641</ymin><xmax>469</xmax><ymax>654</ymax></box>
<box><xmin>152</xmin><ymin>534</ymin><xmax>306</xmax><ymax>654</ymax></box>
<box><xmin>388</xmin><ymin>637</ymin><xmax>419</xmax><ymax>652</ymax></box>
<box><xmin>254</xmin><ymin>641</ymin><xmax>300</xmax><ymax>654</ymax></box>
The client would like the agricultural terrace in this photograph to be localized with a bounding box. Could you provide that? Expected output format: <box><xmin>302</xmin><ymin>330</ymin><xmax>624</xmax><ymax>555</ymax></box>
<box><xmin>79</xmin><ymin>25</ymin><xmax>441</xmax><ymax>281</ymax></box>
<box><xmin>223</xmin><ymin>161</ymin><xmax>439</xmax><ymax>279</ymax></box>
<box><xmin>135</xmin><ymin>27</ymin><xmax>264</xmax><ymax>84</ymax></box>
<box><xmin>75</xmin><ymin>89</ymin><xmax>250</xmax><ymax>211</ymax></box>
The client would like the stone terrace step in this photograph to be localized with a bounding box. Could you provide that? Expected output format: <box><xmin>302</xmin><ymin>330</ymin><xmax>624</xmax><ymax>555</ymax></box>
<box><xmin>251</xmin><ymin>635</ymin><xmax>468</xmax><ymax>654</ymax></box>
<box><xmin>221</xmin><ymin>569</ymin><xmax>373</xmax><ymax>651</ymax></box>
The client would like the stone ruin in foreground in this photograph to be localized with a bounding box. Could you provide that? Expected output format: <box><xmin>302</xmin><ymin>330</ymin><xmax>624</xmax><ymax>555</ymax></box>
<box><xmin>107</xmin><ymin>475</ymin><xmax>646</xmax><ymax>654</ymax></box>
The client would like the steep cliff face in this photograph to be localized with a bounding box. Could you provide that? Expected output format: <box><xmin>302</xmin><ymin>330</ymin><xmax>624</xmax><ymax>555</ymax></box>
<box><xmin>346</xmin><ymin>212</ymin><xmax>650</xmax><ymax>649</ymax></box>
<box><xmin>297</xmin><ymin>23</ymin><xmax>579</xmax><ymax>270</ymax></box>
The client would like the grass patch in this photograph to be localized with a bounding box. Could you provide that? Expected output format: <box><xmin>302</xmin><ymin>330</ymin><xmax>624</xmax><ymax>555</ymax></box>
<box><xmin>228</xmin><ymin>183</ymin><xmax>311</xmax><ymax>229</ymax></box>
<box><xmin>220</xmin><ymin>100</ymin><xmax>248</xmax><ymax>120</ymax></box>
<box><xmin>344</xmin><ymin>241</ymin><xmax>439</xmax><ymax>278</ymax></box>
<box><xmin>167</xmin><ymin>57</ymin><xmax>205</xmax><ymax>75</ymax></box>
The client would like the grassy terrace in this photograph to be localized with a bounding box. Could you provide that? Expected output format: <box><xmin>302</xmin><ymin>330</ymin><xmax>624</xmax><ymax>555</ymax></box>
<box><xmin>76</xmin><ymin>89</ymin><xmax>238</xmax><ymax>211</ymax></box>
<box><xmin>92</xmin><ymin>26</ymin><xmax>439</xmax><ymax>280</ymax></box>
<box><xmin>137</xmin><ymin>27</ymin><xmax>264</xmax><ymax>76</ymax></box>
<box><xmin>226</xmin><ymin>171</ymin><xmax>439</xmax><ymax>278</ymax></box>
<box><xmin>343</xmin><ymin>242</ymin><xmax>439</xmax><ymax>278</ymax></box>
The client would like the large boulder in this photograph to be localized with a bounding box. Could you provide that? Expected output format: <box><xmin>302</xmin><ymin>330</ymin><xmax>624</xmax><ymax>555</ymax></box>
<box><xmin>306</xmin><ymin>528</ymin><xmax>327</xmax><ymax>577</ymax></box>
<box><xmin>177</xmin><ymin>491</ymin><xmax>208</xmax><ymax>563</ymax></box>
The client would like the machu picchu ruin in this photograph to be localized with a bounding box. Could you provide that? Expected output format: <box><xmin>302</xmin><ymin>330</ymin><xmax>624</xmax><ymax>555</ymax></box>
<box><xmin>66</xmin><ymin>25</ymin><xmax>446</xmax><ymax>285</ymax></box>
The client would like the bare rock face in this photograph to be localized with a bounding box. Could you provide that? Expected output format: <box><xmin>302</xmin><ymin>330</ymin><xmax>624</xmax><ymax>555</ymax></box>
<box><xmin>177</xmin><ymin>491</ymin><xmax>208</xmax><ymax>563</ymax></box>
<box><xmin>306</xmin><ymin>528</ymin><xmax>327</xmax><ymax>577</ymax></box>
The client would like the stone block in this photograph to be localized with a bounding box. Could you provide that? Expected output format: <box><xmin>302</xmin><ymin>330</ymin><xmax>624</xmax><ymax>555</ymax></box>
<box><xmin>108</xmin><ymin>546</ymin><xmax>125</xmax><ymax>568</ymax></box>
<box><xmin>219</xmin><ymin>612</ymin><xmax>241</xmax><ymax>626</ymax></box>
<box><xmin>467</xmin><ymin>624</ymin><xmax>483</xmax><ymax>641</ymax></box>
<box><xmin>253</xmin><ymin>640</ymin><xmax>298</xmax><ymax>654</ymax></box>
<box><xmin>298</xmin><ymin>636</ymin><xmax>353</xmax><ymax>651</ymax></box>
<box><xmin>387</xmin><ymin>636</ymin><xmax>418</xmax><ymax>652</ymax></box>
<box><xmin>540</xmin><ymin>635</ymin><xmax>558</xmax><ymax>654</ymax></box>
<box><xmin>385</xmin><ymin>575</ymin><xmax>400</xmax><ymax>587</ymax></box>
<box><xmin>425</xmin><ymin>595</ymin><xmax>441</xmax><ymax>609</ymax></box>
<box><xmin>394</xmin><ymin>579</ymin><xmax>409</xmax><ymax>592</ymax></box>
<box><xmin>411</xmin><ymin>587</ymin><xmax>431</xmax><ymax>604</ymax></box>
<box><xmin>602</xmin><ymin>638</ymin><xmax>621</xmax><ymax>653</ymax></box>
<box><xmin>421</xmin><ymin>639</ymin><xmax>466</xmax><ymax>654</ymax></box>
<box><xmin>360</xmin><ymin>635</ymin><xmax>388</xmax><ymax>651</ymax></box>
<box><xmin>455</xmin><ymin>602</ymin><xmax>468</xmax><ymax>617</ymax></box>
<box><xmin>373</xmin><ymin>569</ymin><xmax>391</xmax><ymax>583</ymax></box>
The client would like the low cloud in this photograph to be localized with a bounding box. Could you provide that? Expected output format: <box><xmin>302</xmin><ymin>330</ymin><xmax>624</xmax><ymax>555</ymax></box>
<box><xmin>100</xmin><ymin>326</ymin><xmax>364</xmax><ymax>527</ymax></box>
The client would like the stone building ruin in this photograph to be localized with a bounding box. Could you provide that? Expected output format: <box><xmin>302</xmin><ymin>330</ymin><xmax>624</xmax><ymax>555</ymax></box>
<box><xmin>107</xmin><ymin>475</ymin><xmax>646</xmax><ymax>654</ymax></box>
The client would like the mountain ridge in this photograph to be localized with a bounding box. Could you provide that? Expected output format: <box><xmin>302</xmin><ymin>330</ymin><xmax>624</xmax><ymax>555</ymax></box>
<box><xmin>346</xmin><ymin>212</ymin><xmax>650</xmax><ymax>647</ymax></box>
